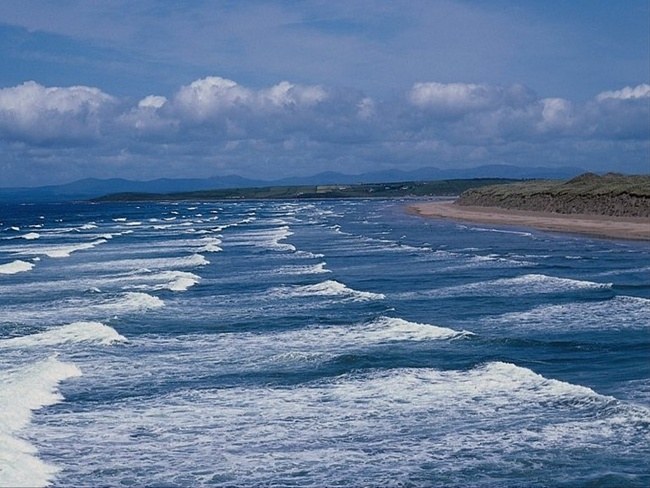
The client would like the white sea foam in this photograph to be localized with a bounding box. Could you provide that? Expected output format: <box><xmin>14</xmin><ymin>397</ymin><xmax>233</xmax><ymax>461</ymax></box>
<box><xmin>0</xmin><ymin>357</ymin><xmax>81</xmax><ymax>488</ymax></box>
<box><xmin>0</xmin><ymin>260</ymin><xmax>34</xmax><ymax>275</ymax></box>
<box><xmin>489</xmin><ymin>295</ymin><xmax>650</xmax><ymax>332</ymax></box>
<box><xmin>276</xmin><ymin>262</ymin><xmax>330</xmax><ymax>275</ymax></box>
<box><xmin>21</xmin><ymin>239</ymin><xmax>108</xmax><ymax>258</ymax></box>
<box><xmin>0</xmin><ymin>322</ymin><xmax>127</xmax><ymax>347</ymax></box>
<box><xmin>362</xmin><ymin>316</ymin><xmax>473</xmax><ymax>341</ymax></box>
<box><xmin>467</xmin><ymin>226</ymin><xmax>534</xmax><ymax>237</ymax></box>
<box><xmin>36</xmin><ymin>360</ymin><xmax>647</xmax><ymax>486</ymax></box>
<box><xmin>595</xmin><ymin>264</ymin><xmax>650</xmax><ymax>277</ymax></box>
<box><xmin>79</xmin><ymin>223</ymin><xmax>97</xmax><ymax>230</ymax></box>
<box><xmin>421</xmin><ymin>273</ymin><xmax>612</xmax><ymax>298</ymax></box>
<box><xmin>22</xmin><ymin>232</ymin><xmax>40</xmax><ymax>240</ymax></box>
<box><xmin>112</xmin><ymin>218</ymin><xmax>127</xmax><ymax>222</ymax></box>
<box><xmin>270</xmin><ymin>317</ymin><xmax>471</xmax><ymax>348</ymax></box>
<box><xmin>196</xmin><ymin>237</ymin><xmax>222</xmax><ymax>253</ymax></box>
<box><xmin>0</xmin><ymin>292</ymin><xmax>164</xmax><ymax>326</ymax></box>
<box><xmin>72</xmin><ymin>253</ymin><xmax>209</xmax><ymax>272</ymax></box>
<box><xmin>110</xmin><ymin>292</ymin><xmax>165</xmax><ymax>312</ymax></box>
<box><xmin>229</xmin><ymin>225</ymin><xmax>296</xmax><ymax>251</ymax></box>
<box><xmin>294</xmin><ymin>250</ymin><xmax>325</xmax><ymax>259</ymax></box>
<box><xmin>274</xmin><ymin>280</ymin><xmax>385</xmax><ymax>301</ymax></box>
<box><xmin>131</xmin><ymin>271</ymin><xmax>201</xmax><ymax>292</ymax></box>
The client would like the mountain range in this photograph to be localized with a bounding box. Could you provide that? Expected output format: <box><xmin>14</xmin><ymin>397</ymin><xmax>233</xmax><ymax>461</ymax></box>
<box><xmin>0</xmin><ymin>165</ymin><xmax>588</xmax><ymax>202</ymax></box>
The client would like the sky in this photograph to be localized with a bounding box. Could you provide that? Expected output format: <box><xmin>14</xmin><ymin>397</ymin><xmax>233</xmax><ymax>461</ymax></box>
<box><xmin>0</xmin><ymin>0</ymin><xmax>648</xmax><ymax>187</ymax></box>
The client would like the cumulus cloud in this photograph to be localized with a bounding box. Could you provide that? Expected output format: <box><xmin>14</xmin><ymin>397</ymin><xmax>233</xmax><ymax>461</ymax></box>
<box><xmin>258</xmin><ymin>81</ymin><xmax>327</xmax><ymax>108</ymax></box>
<box><xmin>170</xmin><ymin>76</ymin><xmax>328</xmax><ymax>123</ymax></box>
<box><xmin>408</xmin><ymin>82</ymin><xmax>534</xmax><ymax>117</ymax></box>
<box><xmin>537</xmin><ymin>98</ymin><xmax>575</xmax><ymax>133</ymax></box>
<box><xmin>120</xmin><ymin>95</ymin><xmax>177</xmax><ymax>134</ymax></box>
<box><xmin>0</xmin><ymin>76</ymin><xmax>648</xmax><ymax>186</ymax></box>
<box><xmin>0</xmin><ymin>81</ymin><xmax>114</xmax><ymax>142</ymax></box>
<box><xmin>174</xmin><ymin>76</ymin><xmax>252</xmax><ymax>122</ymax></box>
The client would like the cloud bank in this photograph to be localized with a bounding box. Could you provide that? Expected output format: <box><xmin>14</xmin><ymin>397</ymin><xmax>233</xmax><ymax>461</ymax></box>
<box><xmin>0</xmin><ymin>77</ymin><xmax>648</xmax><ymax>186</ymax></box>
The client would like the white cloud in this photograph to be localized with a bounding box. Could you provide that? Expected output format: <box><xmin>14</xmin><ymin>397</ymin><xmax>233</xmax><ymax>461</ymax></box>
<box><xmin>259</xmin><ymin>81</ymin><xmax>327</xmax><ymax>108</ymax></box>
<box><xmin>138</xmin><ymin>95</ymin><xmax>167</xmax><ymax>109</ymax></box>
<box><xmin>596</xmin><ymin>83</ymin><xmax>650</xmax><ymax>101</ymax></box>
<box><xmin>537</xmin><ymin>98</ymin><xmax>574</xmax><ymax>132</ymax></box>
<box><xmin>171</xmin><ymin>76</ymin><xmax>328</xmax><ymax>123</ymax></box>
<box><xmin>0</xmin><ymin>81</ymin><xmax>114</xmax><ymax>142</ymax></box>
<box><xmin>0</xmin><ymin>77</ymin><xmax>648</xmax><ymax>186</ymax></box>
<box><xmin>174</xmin><ymin>76</ymin><xmax>252</xmax><ymax>121</ymax></box>
<box><xmin>408</xmin><ymin>82</ymin><xmax>503</xmax><ymax>115</ymax></box>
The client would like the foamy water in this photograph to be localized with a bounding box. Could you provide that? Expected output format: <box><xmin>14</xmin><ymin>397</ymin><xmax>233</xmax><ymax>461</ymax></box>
<box><xmin>0</xmin><ymin>198</ymin><xmax>648</xmax><ymax>487</ymax></box>
<box><xmin>0</xmin><ymin>259</ymin><xmax>34</xmax><ymax>274</ymax></box>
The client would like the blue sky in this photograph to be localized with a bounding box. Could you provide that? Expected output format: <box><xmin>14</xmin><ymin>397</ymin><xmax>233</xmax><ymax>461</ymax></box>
<box><xmin>0</xmin><ymin>0</ymin><xmax>648</xmax><ymax>186</ymax></box>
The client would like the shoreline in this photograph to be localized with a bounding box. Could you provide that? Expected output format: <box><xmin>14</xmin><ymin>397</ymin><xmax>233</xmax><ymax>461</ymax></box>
<box><xmin>408</xmin><ymin>201</ymin><xmax>650</xmax><ymax>241</ymax></box>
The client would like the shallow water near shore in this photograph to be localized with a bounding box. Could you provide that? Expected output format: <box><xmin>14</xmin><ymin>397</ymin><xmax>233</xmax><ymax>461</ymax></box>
<box><xmin>1</xmin><ymin>199</ymin><xmax>649</xmax><ymax>487</ymax></box>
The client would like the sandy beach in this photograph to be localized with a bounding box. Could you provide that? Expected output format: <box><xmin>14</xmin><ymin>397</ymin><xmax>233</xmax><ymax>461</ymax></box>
<box><xmin>409</xmin><ymin>201</ymin><xmax>650</xmax><ymax>241</ymax></box>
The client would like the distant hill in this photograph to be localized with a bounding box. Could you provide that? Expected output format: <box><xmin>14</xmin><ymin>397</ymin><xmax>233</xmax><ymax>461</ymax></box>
<box><xmin>0</xmin><ymin>165</ymin><xmax>586</xmax><ymax>202</ymax></box>
<box><xmin>93</xmin><ymin>178</ymin><xmax>520</xmax><ymax>202</ymax></box>
<box><xmin>456</xmin><ymin>173</ymin><xmax>650</xmax><ymax>218</ymax></box>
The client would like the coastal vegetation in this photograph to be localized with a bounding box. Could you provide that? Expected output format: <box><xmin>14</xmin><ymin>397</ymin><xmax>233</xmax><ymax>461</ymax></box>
<box><xmin>456</xmin><ymin>173</ymin><xmax>650</xmax><ymax>218</ymax></box>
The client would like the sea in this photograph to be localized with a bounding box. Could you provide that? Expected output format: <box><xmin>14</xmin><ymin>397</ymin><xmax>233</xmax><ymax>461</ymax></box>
<box><xmin>0</xmin><ymin>198</ymin><xmax>648</xmax><ymax>487</ymax></box>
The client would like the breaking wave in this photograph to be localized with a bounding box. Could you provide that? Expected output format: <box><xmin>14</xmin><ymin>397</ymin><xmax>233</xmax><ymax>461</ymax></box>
<box><xmin>273</xmin><ymin>280</ymin><xmax>385</xmax><ymax>301</ymax></box>
<box><xmin>0</xmin><ymin>322</ymin><xmax>127</xmax><ymax>348</ymax></box>
<box><xmin>0</xmin><ymin>357</ymin><xmax>81</xmax><ymax>488</ymax></box>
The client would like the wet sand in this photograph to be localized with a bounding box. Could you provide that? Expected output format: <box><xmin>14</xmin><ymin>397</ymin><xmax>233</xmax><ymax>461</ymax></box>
<box><xmin>409</xmin><ymin>201</ymin><xmax>650</xmax><ymax>241</ymax></box>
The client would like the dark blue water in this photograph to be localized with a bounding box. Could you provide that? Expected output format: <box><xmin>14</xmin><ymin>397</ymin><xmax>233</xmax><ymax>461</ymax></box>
<box><xmin>1</xmin><ymin>199</ymin><xmax>649</xmax><ymax>487</ymax></box>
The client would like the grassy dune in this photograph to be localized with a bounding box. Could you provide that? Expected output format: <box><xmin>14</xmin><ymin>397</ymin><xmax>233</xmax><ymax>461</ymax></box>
<box><xmin>456</xmin><ymin>173</ymin><xmax>650</xmax><ymax>218</ymax></box>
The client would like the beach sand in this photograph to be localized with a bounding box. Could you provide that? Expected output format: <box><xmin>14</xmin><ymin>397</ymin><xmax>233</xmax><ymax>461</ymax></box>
<box><xmin>409</xmin><ymin>201</ymin><xmax>650</xmax><ymax>241</ymax></box>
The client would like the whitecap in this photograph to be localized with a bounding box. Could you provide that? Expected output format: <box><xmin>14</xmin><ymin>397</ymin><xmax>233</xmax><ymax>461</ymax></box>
<box><xmin>111</xmin><ymin>292</ymin><xmax>165</xmax><ymax>312</ymax></box>
<box><xmin>489</xmin><ymin>295</ymin><xmax>650</xmax><ymax>331</ymax></box>
<box><xmin>22</xmin><ymin>233</ymin><xmax>40</xmax><ymax>240</ymax></box>
<box><xmin>0</xmin><ymin>260</ymin><xmax>34</xmax><ymax>275</ymax></box>
<box><xmin>362</xmin><ymin>316</ymin><xmax>473</xmax><ymax>341</ymax></box>
<box><xmin>228</xmin><ymin>225</ymin><xmax>296</xmax><ymax>252</ymax></box>
<box><xmin>0</xmin><ymin>322</ymin><xmax>127</xmax><ymax>347</ymax></box>
<box><xmin>274</xmin><ymin>280</ymin><xmax>384</xmax><ymax>301</ymax></box>
<box><xmin>130</xmin><ymin>271</ymin><xmax>201</xmax><ymax>292</ymax></box>
<box><xmin>0</xmin><ymin>357</ymin><xmax>81</xmax><ymax>488</ymax></box>
<box><xmin>419</xmin><ymin>273</ymin><xmax>611</xmax><ymax>298</ymax></box>
<box><xmin>276</xmin><ymin>262</ymin><xmax>330</xmax><ymax>275</ymax></box>
<box><xmin>22</xmin><ymin>239</ymin><xmax>108</xmax><ymax>258</ymax></box>
<box><xmin>71</xmin><ymin>253</ymin><xmax>209</xmax><ymax>272</ymax></box>
<box><xmin>196</xmin><ymin>237</ymin><xmax>223</xmax><ymax>253</ymax></box>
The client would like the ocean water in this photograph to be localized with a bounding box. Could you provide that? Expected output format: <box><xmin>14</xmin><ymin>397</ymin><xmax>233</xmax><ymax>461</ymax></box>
<box><xmin>0</xmin><ymin>199</ymin><xmax>648</xmax><ymax>487</ymax></box>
